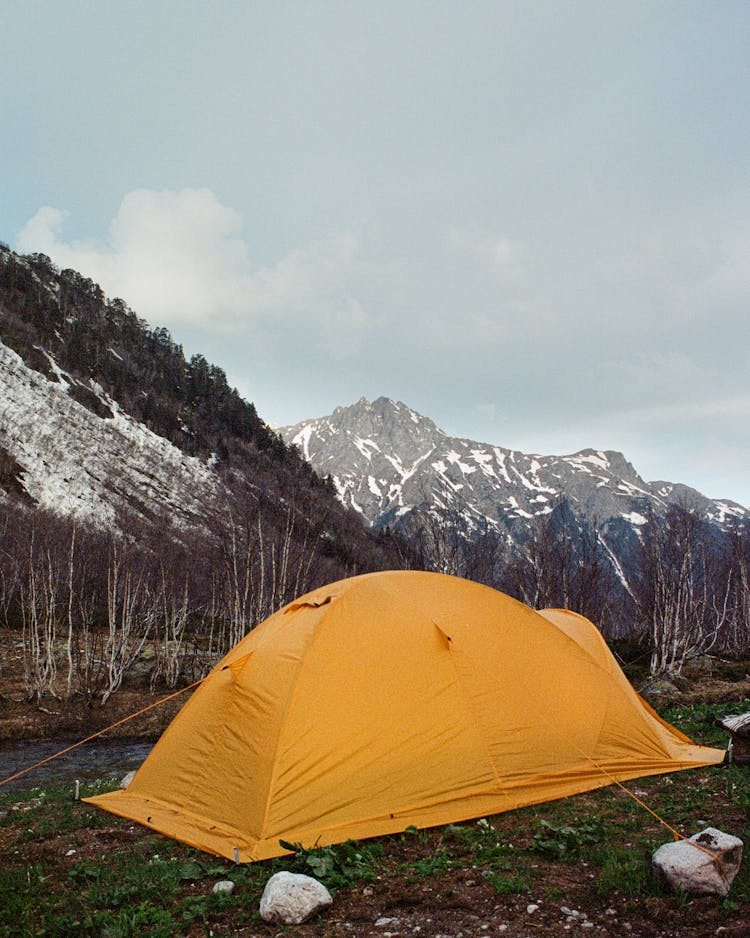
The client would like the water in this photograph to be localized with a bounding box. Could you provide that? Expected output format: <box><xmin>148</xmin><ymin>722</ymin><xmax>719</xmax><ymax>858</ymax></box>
<box><xmin>0</xmin><ymin>737</ymin><xmax>153</xmax><ymax>792</ymax></box>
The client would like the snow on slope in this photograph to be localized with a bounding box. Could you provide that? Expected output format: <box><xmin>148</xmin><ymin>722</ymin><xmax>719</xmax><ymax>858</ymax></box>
<box><xmin>0</xmin><ymin>338</ymin><xmax>222</xmax><ymax>530</ymax></box>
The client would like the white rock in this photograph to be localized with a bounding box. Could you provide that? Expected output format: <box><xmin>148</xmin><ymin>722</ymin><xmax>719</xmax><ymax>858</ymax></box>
<box><xmin>259</xmin><ymin>871</ymin><xmax>332</xmax><ymax>925</ymax></box>
<box><xmin>120</xmin><ymin>770</ymin><xmax>136</xmax><ymax>789</ymax></box>
<box><xmin>526</xmin><ymin>903</ymin><xmax>539</xmax><ymax>913</ymax></box>
<box><xmin>212</xmin><ymin>880</ymin><xmax>235</xmax><ymax>894</ymax></box>
<box><xmin>652</xmin><ymin>828</ymin><xmax>743</xmax><ymax>897</ymax></box>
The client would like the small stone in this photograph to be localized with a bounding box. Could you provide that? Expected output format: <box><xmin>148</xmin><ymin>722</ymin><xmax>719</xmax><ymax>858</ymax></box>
<box><xmin>120</xmin><ymin>770</ymin><xmax>136</xmax><ymax>789</ymax></box>
<box><xmin>212</xmin><ymin>880</ymin><xmax>235</xmax><ymax>894</ymax></box>
<box><xmin>259</xmin><ymin>871</ymin><xmax>332</xmax><ymax>925</ymax></box>
<box><xmin>65</xmin><ymin>848</ymin><xmax>76</xmax><ymax>856</ymax></box>
<box><xmin>375</xmin><ymin>918</ymin><xmax>397</xmax><ymax>926</ymax></box>
<box><xmin>362</xmin><ymin>886</ymin><xmax>374</xmax><ymax>896</ymax></box>
<box><xmin>526</xmin><ymin>903</ymin><xmax>539</xmax><ymax>914</ymax></box>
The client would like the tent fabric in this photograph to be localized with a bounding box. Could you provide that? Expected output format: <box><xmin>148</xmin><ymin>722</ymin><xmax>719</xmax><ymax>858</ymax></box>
<box><xmin>86</xmin><ymin>570</ymin><xmax>725</xmax><ymax>861</ymax></box>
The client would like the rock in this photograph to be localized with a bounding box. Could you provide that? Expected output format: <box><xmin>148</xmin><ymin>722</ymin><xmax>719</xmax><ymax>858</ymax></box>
<box><xmin>641</xmin><ymin>677</ymin><xmax>680</xmax><ymax>700</ymax></box>
<box><xmin>259</xmin><ymin>871</ymin><xmax>332</xmax><ymax>925</ymax></box>
<box><xmin>688</xmin><ymin>655</ymin><xmax>714</xmax><ymax>674</ymax></box>
<box><xmin>652</xmin><ymin>828</ymin><xmax>743</xmax><ymax>896</ymax></box>
<box><xmin>212</xmin><ymin>880</ymin><xmax>235</xmax><ymax>894</ymax></box>
<box><xmin>119</xmin><ymin>770</ymin><xmax>136</xmax><ymax>789</ymax></box>
<box><xmin>526</xmin><ymin>903</ymin><xmax>539</xmax><ymax>913</ymax></box>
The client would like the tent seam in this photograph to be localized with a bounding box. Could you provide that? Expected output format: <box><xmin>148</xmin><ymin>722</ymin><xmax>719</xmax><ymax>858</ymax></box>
<box><xmin>440</xmin><ymin>624</ymin><xmax>511</xmax><ymax>802</ymax></box>
<box><xmin>257</xmin><ymin>601</ymin><xmax>337</xmax><ymax>843</ymax></box>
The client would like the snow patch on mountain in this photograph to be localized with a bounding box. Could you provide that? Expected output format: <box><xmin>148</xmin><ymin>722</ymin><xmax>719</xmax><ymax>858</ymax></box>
<box><xmin>0</xmin><ymin>338</ymin><xmax>222</xmax><ymax>530</ymax></box>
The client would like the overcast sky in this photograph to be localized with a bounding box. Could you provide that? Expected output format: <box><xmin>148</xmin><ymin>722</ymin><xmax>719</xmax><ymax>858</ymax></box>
<box><xmin>3</xmin><ymin>1</ymin><xmax>749</xmax><ymax>506</ymax></box>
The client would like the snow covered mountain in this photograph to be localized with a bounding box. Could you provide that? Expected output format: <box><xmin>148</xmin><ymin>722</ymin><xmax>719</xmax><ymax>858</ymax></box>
<box><xmin>279</xmin><ymin>396</ymin><xmax>749</xmax><ymax>585</ymax></box>
<box><xmin>0</xmin><ymin>338</ymin><xmax>222</xmax><ymax>530</ymax></box>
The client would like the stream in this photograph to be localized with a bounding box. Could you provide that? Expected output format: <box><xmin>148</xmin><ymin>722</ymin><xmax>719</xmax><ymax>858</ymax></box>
<box><xmin>0</xmin><ymin>737</ymin><xmax>153</xmax><ymax>792</ymax></box>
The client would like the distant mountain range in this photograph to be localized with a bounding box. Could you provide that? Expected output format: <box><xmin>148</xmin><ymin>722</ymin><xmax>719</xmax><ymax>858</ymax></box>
<box><xmin>2</xmin><ymin>242</ymin><xmax>747</xmax><ymax>611</ymax></box>
<box><xmin>279</xmin><ymin>396</ymin><xmax>749</xmax><ymax>593</ymax></box>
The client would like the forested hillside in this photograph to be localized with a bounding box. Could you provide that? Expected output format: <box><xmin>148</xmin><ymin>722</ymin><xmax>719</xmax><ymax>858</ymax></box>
<box><xmin>0</xmin><ymin>246</ymin><xmax>412</xmax><ymax>706</ymax></box>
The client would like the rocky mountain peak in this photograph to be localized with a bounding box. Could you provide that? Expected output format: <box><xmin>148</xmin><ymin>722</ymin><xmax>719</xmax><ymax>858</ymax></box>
<box><xmin>279</xmin><ymin>397</ymin><xmax>749</xmax><ymax>593</ymax></box>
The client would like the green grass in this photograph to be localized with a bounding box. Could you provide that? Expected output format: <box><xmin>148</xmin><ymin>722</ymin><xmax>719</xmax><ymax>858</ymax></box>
<box><xmin>1</xmin><ymin>699</ymin><xmax>749</xmax><ymax>934</ymax></box>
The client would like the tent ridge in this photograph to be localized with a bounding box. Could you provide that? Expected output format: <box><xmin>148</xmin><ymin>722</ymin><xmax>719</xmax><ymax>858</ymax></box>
<box><xmin>442</xmin><ymin>637</ymin><xmax>510</xmax><ymax>802</ymax></box>
<box><xmin>257</xmin><ymin>602</ymin><xmax>333</xmax><ymax>842</ymax></box>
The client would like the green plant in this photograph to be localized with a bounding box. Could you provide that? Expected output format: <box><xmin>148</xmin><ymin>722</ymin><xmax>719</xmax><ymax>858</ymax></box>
<box><xmin>532</xmin><ymin>819</ymin><xmax>603</xmax><ymax>859</ymax></box>
<box><xmin>441</xmin><ymin>817</ymin><xmax>517</xmax><ymax>868</ymax></box>
<box><xmin>485</xmin><ymin>871</ymin><xmax>529</xmax><ymax>895</ymax></box>
<box><xmin>597</xmin><ymin>846</ymin><xmax>654</xmax><ymax>896</ymax></box>
<box><xmin>279</xmin><ymin>838</ymin><xmax>381</xmax><ymax>889</ymax></box>
<box><xmin>400</xmin><ymin>847</ymin><xmax>461</xmax><ymax>878</ymax></box>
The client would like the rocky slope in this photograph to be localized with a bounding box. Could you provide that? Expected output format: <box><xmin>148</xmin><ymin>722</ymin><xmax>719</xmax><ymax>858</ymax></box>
<box><xmin>0</xmin><ymin>338</ymin><xmax>222</xmax><ymax>531</ymax></box>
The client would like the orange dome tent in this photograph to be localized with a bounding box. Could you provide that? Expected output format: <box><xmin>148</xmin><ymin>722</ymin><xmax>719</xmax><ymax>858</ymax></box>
<box><xmin>86</xmin><ymin>571</ymin><xmax>725</xmax><ymax>861</ymax></box>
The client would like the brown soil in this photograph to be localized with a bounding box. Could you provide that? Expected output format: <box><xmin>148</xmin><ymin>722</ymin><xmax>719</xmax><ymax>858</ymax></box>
<box><xmin>2</xmin><ymin>649</ymin><xmax>749</xmax><ymax>937</ymax></box>
<box><xmin>3</xmin><ymin>806</ymin><xmax>749</xmax><ymax>938</ymax></box>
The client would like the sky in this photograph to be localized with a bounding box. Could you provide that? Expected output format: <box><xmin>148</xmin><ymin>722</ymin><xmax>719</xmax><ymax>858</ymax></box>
<box><xmin>2</xmin><ymin>1</ymin><xmax>749</xmax><ymax>506</ymax></box>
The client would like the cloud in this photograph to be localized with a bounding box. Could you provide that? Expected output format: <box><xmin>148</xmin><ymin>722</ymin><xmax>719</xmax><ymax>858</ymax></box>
<box><xmin>474</xmin><ymin>402</ymin><xmax>497</xmax><ymax>423</ymax></box>
<box><xmin>16</xmin><ymin>189</ymin><xmax>371</xmax><ymax>353</ymax></box>
<box><xmin>444</xmin><ymin>226</ymin><xmax>521</xmax><ymax>281</ymax></box>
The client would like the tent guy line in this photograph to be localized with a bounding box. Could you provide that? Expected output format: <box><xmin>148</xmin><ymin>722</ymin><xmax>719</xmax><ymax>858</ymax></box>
<box><xmin>0</xmin><ymin>678</ymin><xmax>204</xmax><ymax>789</ymax></box>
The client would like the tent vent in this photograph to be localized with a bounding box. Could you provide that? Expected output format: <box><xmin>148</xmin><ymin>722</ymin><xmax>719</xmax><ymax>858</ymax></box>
<box><xmin>285</xmin><ymin>595</ymin><xmax>334</xmax><ymax>613</ymax></box>
<box><xmin>434</xmin><ymin>622</ymin><xmax>452</xmax><ymax>649</ymax></box>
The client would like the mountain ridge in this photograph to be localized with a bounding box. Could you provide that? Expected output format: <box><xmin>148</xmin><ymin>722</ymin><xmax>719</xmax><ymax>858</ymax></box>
<box><xmin>281</xmin><ymin>395</ymin><xmax>747</xmax><ymax>524</ymax></box>
<box><xmin>279</xmin><ymin>396</ymin><xmax>748</xmax><ymax>597</ymax></box>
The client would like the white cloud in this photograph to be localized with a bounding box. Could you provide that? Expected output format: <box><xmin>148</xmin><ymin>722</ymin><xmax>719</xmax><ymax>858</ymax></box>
<box><xmin>474</xmin><ymin>402</ymin><xmax>497</xmax><ymax>423</ymax></box>
<box><xmin>445</xmin><ymin>226</ymin><xmax>521</xmax><ymax>281</ymax></box>
<box><xmin>16</xmin><ymin>189</ymin><xmax>370</xmax><ymax>353</ymax></box>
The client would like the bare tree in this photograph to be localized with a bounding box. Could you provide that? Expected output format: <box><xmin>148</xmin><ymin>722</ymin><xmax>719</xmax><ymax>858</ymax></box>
<box><xmin>722</xmin><ymin>523</ymin><xmax>750</xmax><ymax>656</ymax></box>
<box><xmin>150</xmin><ymin>568</ymin><xmax>190</xmax><ymax>689</ymax></box>
<box><xmin>101</xmin><ymin>544</ymin><xmax>154</xmax><ymax>704</ymax></box>
<box><xmin>637</xmin><ymin>506</ymin><xmax>732</xmax><ymax>676</ymax></box>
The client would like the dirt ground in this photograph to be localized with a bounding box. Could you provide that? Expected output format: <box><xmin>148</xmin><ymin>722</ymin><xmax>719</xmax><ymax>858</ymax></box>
<box><xmin>2</xmin><ymin>807</ymin><xmax>749</xmax><ymax>938</ymax></box>
<box><xmin>2</xmin><ymin>644</ymin><xmax>750</xmax><ymax>937</ymax></box>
